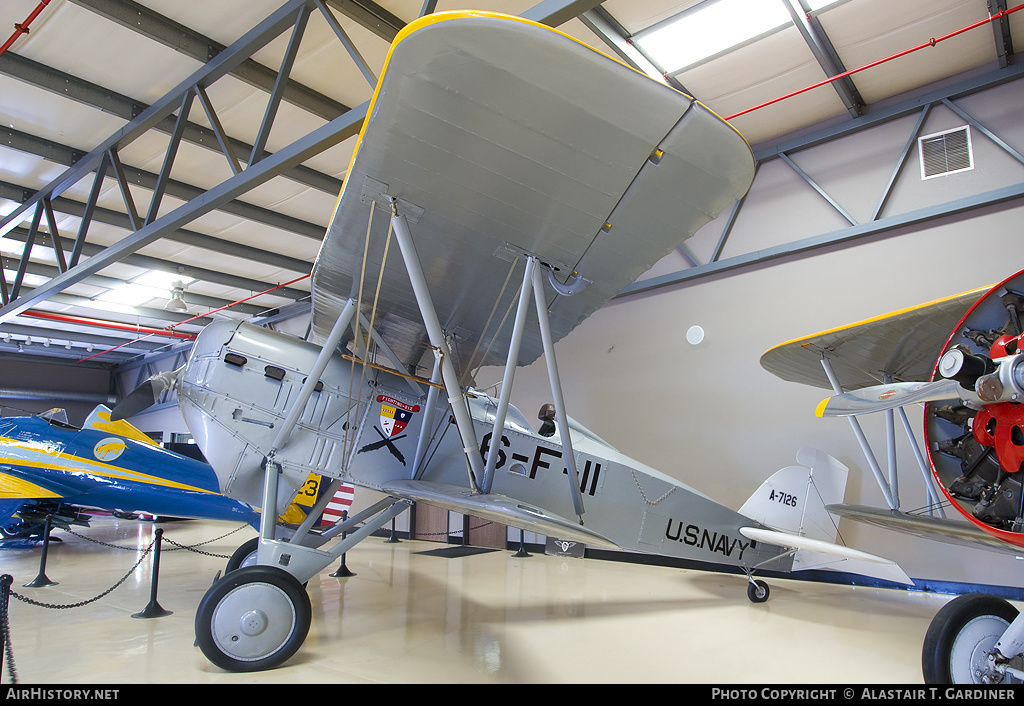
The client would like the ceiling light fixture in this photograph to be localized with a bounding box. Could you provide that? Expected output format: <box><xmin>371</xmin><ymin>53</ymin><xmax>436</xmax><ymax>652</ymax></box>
<box><xmin>166</xmin><ymin>280</ymin><xmax>188</xmax><ymax>312</ymax></box>
<box><xmin>634</xmin><ymin>0</ymin><xmax>791</xmax><ymax>74</ymax></box>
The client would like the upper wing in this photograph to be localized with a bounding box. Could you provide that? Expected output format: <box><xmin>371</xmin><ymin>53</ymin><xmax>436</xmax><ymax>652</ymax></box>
<box><xmin>759</xmin><ymin>286</ymin><xmax>990</xmax><ymax>391</ymax></box>
<box><xmin>311</xmin><ymin>11</ymin><xmax>755</xmax><ymax>381</ymax></box>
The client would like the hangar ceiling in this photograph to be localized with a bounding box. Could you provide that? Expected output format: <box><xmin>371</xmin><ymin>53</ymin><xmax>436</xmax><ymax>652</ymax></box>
<box><xmin>0</xmin><ymin>0</ymin><xmax>1021</xmax><ymax>380</ymax></box>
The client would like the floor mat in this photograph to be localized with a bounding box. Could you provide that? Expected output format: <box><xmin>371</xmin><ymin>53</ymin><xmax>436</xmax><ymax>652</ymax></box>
<box><xmin>414</xmin><ymin>546</ymin><xmax>499</xmax><ymax>559</ymax></box>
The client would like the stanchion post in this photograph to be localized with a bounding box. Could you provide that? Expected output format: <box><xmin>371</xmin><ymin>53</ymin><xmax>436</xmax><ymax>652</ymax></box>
<box><xmin>23</xmin><ymin>515</ymin><xmax>57</xmax><ymax>588</ymax></box>
<box><xmin>385</xmin><ymin>515</ymin><xmax>401</xmax><ymax>543</ymax></box>
<box><xmin>513</xmin><ymin>528</ymin><xmax>531</xmax><ymax>558</ymax></box>
<box><xmin>330</xmin><ymin>510</ymin><xmax>355</xmax><ymax>578</ymax></box>
<box><xmin>132</xmin><ymin>528</ymin><xmax>172</xmax><ymax>619</ymax></box>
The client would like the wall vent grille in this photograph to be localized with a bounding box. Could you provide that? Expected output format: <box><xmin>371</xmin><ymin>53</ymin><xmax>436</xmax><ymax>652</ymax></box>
<box><xmin>919</xmin><ymin>126</ymin><xmax>973</xmax><ymax>179</ymax></box>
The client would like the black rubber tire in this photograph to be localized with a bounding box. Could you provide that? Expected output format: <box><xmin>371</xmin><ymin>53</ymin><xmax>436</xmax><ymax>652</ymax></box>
<box><xmin>195</xmin><ymin>565</ymin><xmax>311</xmax><ymax>672</ymax></box>
<box><xmin>224</xmin><ymin>537</ymin><xmax>260</xmax><ymax>574</ymax></box>
<box><xmin>922</xmin><ymin>593</ymin><xmax>1019</xmax><ymax>683</ymax></box>
<box><xmin>747</xmin><ymin>579</ymin><xmax>770</xmax><ymax>603</ymax></box>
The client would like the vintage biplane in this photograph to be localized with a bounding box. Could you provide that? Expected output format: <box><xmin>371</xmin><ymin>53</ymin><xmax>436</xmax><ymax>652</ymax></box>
<box><xmin>114</xmin><ymin>11</ymin><xmax>911</xmax><ymax>673</ymax></box>
<box><xmin>0</xmin><ymin>404</ymin><xmax>258</xmax><ymax>541</ymax></box>
<box><xmin>761</xmin><ymin>267</ymin><xmax>1024</xmax><ymax>684</ymax></box>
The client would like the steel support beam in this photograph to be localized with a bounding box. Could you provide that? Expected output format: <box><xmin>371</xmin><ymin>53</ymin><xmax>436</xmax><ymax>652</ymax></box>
<box><xmin>620</xmin><ymin>64</ymin><xmax>1024</xmax><ymax>297</ymax></box>
<box><xmin>785</xmin><ymin>0</ymin><xmax>864</xmax><ymax>118</ymax></box>
<box><xmin>0</xmin><ymin>102</ymin><xmax>367</xmax><ymax>324</ymax></box>
<box><xmin>620</xmin><ymin>179</ymin><xmax>1024</xmax><ymax>296</ymax></box>
<box><xmin>68</xmin><ymin>0</ymin><xmax>351</xmax><ymax>120</ymax></box>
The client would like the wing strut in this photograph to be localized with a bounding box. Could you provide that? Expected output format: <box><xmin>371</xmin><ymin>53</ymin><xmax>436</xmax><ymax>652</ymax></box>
<box><xmin>479</xmin><ymin>254</ymin><xmax>587</xmax><ymax>523</ymax></box>
<box><xmin>389</xmin><ymin>200</ymin><xmax>484</xmax><ymax>493</ymax></box>
<box><xmin>531</xmin><ymin>257</ymin><xmax>586</xmax><ymax>522</ymax></box>
<box><xmin>482</xmin><ymin>256</ymin><xmax>537</xmax><ymax>494</ymax></box>
<box><xmin>411</xmin><ymin>356</ymin><xmax>442</xmax><ymax>480</ymax></box>
<box><xmin>819</xmin><ymin>356</ymin><xmax>945</xmax><ymax>515</ymax></box>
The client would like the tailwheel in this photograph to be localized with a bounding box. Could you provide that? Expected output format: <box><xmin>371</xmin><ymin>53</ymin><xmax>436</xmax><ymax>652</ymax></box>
<box><xmin>922</xmin><ymin>593</ymin><xmax>1022</xmax><ymax>684</ymax></box>
<box><xmin>195</xmin><ymin>565</ymin><xmax>311</xmax><ymax>672</ymax></box>
<box><xmin>746</xmin><ymin>578</ymin><xmax>770</xmax><ymax>603</ymax></box>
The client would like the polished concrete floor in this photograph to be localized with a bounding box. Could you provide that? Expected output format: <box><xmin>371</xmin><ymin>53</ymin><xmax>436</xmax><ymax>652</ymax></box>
<box><xmin>0</xmin><ymin>516</ymin><xmax>967</xmax><ymax>684</ymax></box>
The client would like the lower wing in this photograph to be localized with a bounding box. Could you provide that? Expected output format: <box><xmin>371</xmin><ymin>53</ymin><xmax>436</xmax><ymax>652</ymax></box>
<box><xmin>381</xmin><ymin>479</ymin><xmax>619</xmax><ymax>549</ymax></box>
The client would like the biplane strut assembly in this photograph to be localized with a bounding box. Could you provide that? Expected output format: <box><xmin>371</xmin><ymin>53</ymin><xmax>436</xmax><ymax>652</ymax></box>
<box><xmin>193</xmin><ymin>195</ymin><xmax>599</xmax><ymax>671</ymax></box>
<box><xmin>388</xmin><ymin>197</ymin><xmax>587</xmax><ymax>523</ymax></box>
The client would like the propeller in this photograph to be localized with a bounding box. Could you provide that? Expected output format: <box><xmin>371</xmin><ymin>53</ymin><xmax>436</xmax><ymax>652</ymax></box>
<box><xmin>816</xmin><ymin>345</ymin><xmax>1024</xmax><ymax>418</ymax></box>
<box><xmin>110</xmin><ymin>367</ymin><xmax>182</xmax><ymax>421</ymax></box>
<box><xmin>815</xmin><ymin>379</ymin><xmax>970</xmax><ymax>418</ymax></box>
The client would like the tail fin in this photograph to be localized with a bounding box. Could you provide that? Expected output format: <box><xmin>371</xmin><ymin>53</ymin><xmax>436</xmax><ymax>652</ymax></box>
<box><xmin>84</xmin><ymin>405</ymin><xmax>158</xmax><ymax>446</ymax></box>
<box><xmin>737</xmin><ymin>447</ymin><xmax>848</xmax><ymax>543</ymax></box>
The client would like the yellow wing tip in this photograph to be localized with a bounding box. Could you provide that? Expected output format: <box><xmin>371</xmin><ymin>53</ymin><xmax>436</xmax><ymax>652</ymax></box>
<box><xmin>815</xmin><ymin>398</ymin><xmax>829</xmax><ymax>418</ymax></box>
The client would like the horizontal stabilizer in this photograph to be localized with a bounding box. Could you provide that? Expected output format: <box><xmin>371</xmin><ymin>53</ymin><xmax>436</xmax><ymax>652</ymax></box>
<box><xmin>739</xmin><ymin>526</ymin><xmax>913</xmax><ymax>585</ymax></box>
<box><xmin>816</xmin><ymin>380</ymin><xmax>966</xmax><ymax>418</ymax></box>
<box><xmin>827</xmin><ymin>504</ymin><xmax>1024</xmax><ymax>556</ymax></box>
<box><xmin>381</xmin><ymin>479</ymin><xmax>619</xmax><ymax>549</ymax></box>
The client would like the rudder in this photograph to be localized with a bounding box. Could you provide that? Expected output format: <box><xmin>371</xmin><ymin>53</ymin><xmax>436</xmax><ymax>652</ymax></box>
<box><xmin>737</xmin><ymin>447</ymin><xmax>848</xmax><ymax>543</ymax></box>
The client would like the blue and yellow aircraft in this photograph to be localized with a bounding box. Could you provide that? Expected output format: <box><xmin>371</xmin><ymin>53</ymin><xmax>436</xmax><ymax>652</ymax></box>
<box><xmin>0</xmin><ymin>404</ymin><xmax>258</xmax><ymax>540</ymax></box>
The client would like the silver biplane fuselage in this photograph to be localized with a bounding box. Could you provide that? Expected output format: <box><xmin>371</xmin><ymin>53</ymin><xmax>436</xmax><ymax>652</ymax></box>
<box><xmin>180</xmin><ymin>317</ymin><xmax>785</xmax><ymax>574</ymax></box>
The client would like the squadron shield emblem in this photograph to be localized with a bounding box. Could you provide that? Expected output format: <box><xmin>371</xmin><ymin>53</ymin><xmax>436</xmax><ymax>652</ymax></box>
<box><xmin>378</xmin><ymin>395</ymin><xmax>418</xmax><ymax>437</ymax></box>
<box><xmin>358</xmin><ymin>395</ymin><xmax>421</xmax><ymax>465</ymax></box>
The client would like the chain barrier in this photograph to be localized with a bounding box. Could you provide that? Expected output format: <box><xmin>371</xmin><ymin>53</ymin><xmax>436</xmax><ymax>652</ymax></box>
<box><xmin>63</xmin><ymin>522</ymin><xmax>248</xmax><ymax>558</ymax></box>
<box><xmin>0</xmin><ymin>521</ymin><xmax>251</xmax><ymax>684</ymax></box>
<box><xmin>1</xmin><ymin>575</ymin><xmax>17</xmax><ymax>685</ymax></box>
<box><xmin>415</xmin><ymin>518</ymin><xmax>494</xmax><ymax>539</ymax></box>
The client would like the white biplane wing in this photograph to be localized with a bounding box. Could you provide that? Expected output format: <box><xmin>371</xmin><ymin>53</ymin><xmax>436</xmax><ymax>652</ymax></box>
<box><xmin>760</xmin><ymin>286</ymin><xmax>990</xmax><ymax>391</ymax></box>
<box><xmin>381</xmin><ymin>479</ymin><xmax>618</xmax><ymax>549</ymax></box>
<box><xmin>312</xmin><ymin>12</ymin><xmax>755</xmax><ymax>382</ymax></box>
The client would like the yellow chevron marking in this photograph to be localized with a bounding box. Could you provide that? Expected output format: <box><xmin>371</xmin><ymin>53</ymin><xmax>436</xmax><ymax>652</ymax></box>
<box><xmin>0</xmin><ymin>471</ymin><xmax>63</xmax><ymax>500</ymax></box>
<box><xmin>88</xmin><ymin>410</ymin><xmax>158</xmax><ymax>446</ymax></box>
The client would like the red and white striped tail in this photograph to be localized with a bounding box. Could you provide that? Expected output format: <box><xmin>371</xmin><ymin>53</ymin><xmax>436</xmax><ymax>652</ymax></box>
<box><xmin>320</xmin><ymin>484</ymin><xmax>355</xmax><ymax>526</ymax></box>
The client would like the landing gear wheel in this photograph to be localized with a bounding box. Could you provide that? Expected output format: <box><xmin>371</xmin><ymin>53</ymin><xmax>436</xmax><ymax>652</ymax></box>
<box><xmin>225</xmin><ymin>537</ymin><xmax>260</xmax><ymax>573</ymax></box>
<box><xmin>195</xmin><ymin>565</ymin><xmax>311</xmax><ymax>672</ymax></box>
<box><xmin>922</xmin><ymin>593</ymin><xmax>1021</xmax><ymax>684</ymax></box>
<box><xmin>747</xmin><ymin>579</ymin><xmax>770</xmax><ymax>603</ymax></box>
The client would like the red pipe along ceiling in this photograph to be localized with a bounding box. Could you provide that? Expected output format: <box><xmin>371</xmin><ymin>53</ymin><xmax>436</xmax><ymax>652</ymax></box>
<box><xmin>0</xmin><ymin>1</ymin><xmax>51</xmax><ymax>58</ymax></box>
<box><xmin>21</xmin><ymin>310</ymin><xmax>196</xmax><ymax>340</ymax></box>
<box><xmin>725</xmin><ymin>3</ymin><xmax>1024</xmax><ymax>121</ymax></box>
